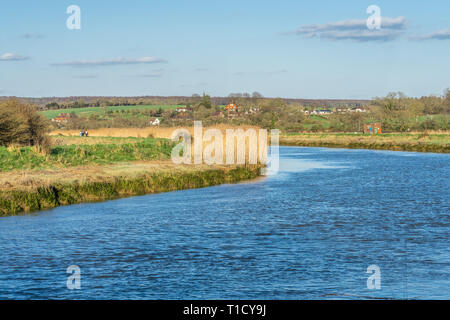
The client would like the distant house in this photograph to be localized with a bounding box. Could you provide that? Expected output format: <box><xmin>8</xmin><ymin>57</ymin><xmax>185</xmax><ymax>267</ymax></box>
<box><xmin>364</xmin><ymin>122</ymin><xmax>382</xmax><ymax>134</ymax></box>
<box><xmin>175</xmin><ymin>106</ymin><xmax>192</xmax><ymax>119</ymax></box>
<box><xmin>176</xmin><ymin>106</ymin><xmax>192</xmax><ymax>113</ymax></box>
<box><xmin>176</xmin><ymin>112</ymin><xmax>190</xmax><ymax>119</ymax></box>
<box><xmin>225</xmin><ymin>103</ymin><xmax>239</xmax><ymax>119</ymax></box>
<box><xmin>52</xmin><ymin>113</ymin><xmax>70</xmax><ymax>123</ymax></box>
<box><xmin>225</xmin><ymin>103</ymin><xmax>239</xmax><ymax>112</ymax></box>
<box><xmin>335</xmin><ymin>107</ymin><xmax>350</xmax><ymax>113</ymax></box>
<box><xmin>350</xmin><ymin>107</ymin><xmax>366</xmax><ymax>113</ymax></box>
<box><xmin>150</xmin><ymin>118</ymin><xmax>161</xmax><ymax>126</ymax></box>
<box><xmin>311</xmin><ymin>109</ymin><xmax>333</xmax><ymax>115</ymax></box>
<box><xmin>248</xmin><ymin>107</ymin><xmax>260</xmax><ymax>114</ymax></box>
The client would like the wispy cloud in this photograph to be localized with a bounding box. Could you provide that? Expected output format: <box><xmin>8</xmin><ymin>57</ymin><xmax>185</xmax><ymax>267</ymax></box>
<box><xmin>233</xmin><ymin>70</ymin><xmax>287</xmax><ymax>76</ymax></box>
<box><xmin>51</xmin><ymin>56</ymin><xmax>167</xmax><ymax>67</ymax></box>
<box><xmin>73</xmin><ymin>74</ymin><xmax>98</xmax><ymax>79</ymax></box>
<box><xmin>289</xmin><ymin>16</ymin><xmax>407</xmax><ymax>42</ymax></box>
<box><xmin>194</xmin><ymin>68</ymin><xmax>209</xmax><ymax>72</ymax></box>
<box><xmin>20</xmin><ymin>33</ymin><xmax>44</xmax><ymax>39</ymax></box>
<box><xmin>414</xmin><ymin>29</ymin><xmax>450</xmax><ymax>40</ymax></box>
<box><xmin>128</xmin><ymin>72</ymin><xmax>163</xmax><ymax>78</ymax></box>
<box><xmin>0</xmin><ymin>53</ymin><xmax>30</xmax><ymax>61</ymax></box>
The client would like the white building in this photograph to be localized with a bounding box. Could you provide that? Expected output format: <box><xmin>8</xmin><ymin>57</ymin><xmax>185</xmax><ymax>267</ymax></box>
<box><xmin>311</xmin><ymin>109</ymin><xmax>333</xmax><ymax>115</ymax></box>
<box><xmin>151</xmin><ymin>118</ymin><xmax>160</xmax><ymax>126</ymax></box>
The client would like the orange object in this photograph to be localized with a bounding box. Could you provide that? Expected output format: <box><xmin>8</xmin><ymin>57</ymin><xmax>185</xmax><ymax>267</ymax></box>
<box><xmin>225</xmin><ymin>103</ymin><xmax>238</xmax><ymax>111</ymax></box>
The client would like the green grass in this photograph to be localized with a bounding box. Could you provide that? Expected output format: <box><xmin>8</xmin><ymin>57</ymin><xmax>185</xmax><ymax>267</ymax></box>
<box><xmin>305</xmin><ymin>115</ymin><xmax>332</xmax><ymax>129</ymax></box>
<box><xmin>303</xmin><ymin>114</ymin><xmax>449</xmax><ymax>131</ymax></box>
<box><xmin>0</xmin><ymin>166</ymin><xmax>262</xmax><ymax>216</ymax></box>
<box><xmin>416</xmin><ymin>114</ymin><xmax>449</xmax><ymax>122</ymax></box>
<box><xmin>0</xmin><ymin>133</ymin><xmax>264</xmax><ymax>216</ymax></box>
<box><xmin>280</xmin><ymin>132</ymin><xmax>450</xmax><ymax>153</ymax></box>
<box><xmin>285</xmin><ymin>132</ymin><xmax>450</xmax><ymax>138</ymax></box>
<box><xmin>0</xmin><ymin>137</ymin><xmax>174</xmax><ymax>172</ymax></box>
<box><xmin>40</xmin><ymin>105</ymin><xmax>180</xmax><ymax>119</ymax></box>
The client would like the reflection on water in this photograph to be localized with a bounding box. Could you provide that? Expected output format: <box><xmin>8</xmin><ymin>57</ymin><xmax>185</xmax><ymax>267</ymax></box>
<box><xmin>279</xmin><ymin>158</ymin><xmax>353</xmax><ymax>173</ymax></box>
<box><xmin>0</xmin><ymin>147</ymin><xmax>448</xmax><ymax>300</ymax></box>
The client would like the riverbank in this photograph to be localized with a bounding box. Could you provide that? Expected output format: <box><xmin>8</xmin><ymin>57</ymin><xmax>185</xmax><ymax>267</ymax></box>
<box><xmin>51</xmin><ymin>128</ymin><xmax>450</xmax><ymax>154</ymax></box>
<box><xmin>0</xmin><ymin>161</ymin><xmax>262</xmax><ymax>216</ymax></box>
<box><xmin>0</xmin><ymin>135</ymin><xmax>263</xmax><ymax>216</ymax></box>
<box><xmin>280</xmin><ymin>132</ymin><xmax>450</xmax><ymax>153</ymax></box>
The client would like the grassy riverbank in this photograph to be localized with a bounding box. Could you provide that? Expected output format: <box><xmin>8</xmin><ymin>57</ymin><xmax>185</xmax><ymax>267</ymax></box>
<box><xmin>280</xmin><ymin>132</ymin><xmax>450</xmax><ymax>153</ymax></box>
<box><xmin>0</xmin><ymin>136</ymin><xmax>173</xmax><ymax>171</ymax></box>
<box><xmin>52</xmin><ymin>127</ymin><xmax>450</xmax><ymax>154</ymax></box>
<box><xmin>0</xmin><ymin>162</ymin><xmax>262</xmax><ymax>216</ymax></box>
<box><xmin>0</xmin><ymin>135</ymin><xmax>263</xmax><ymax>216</ymax></box>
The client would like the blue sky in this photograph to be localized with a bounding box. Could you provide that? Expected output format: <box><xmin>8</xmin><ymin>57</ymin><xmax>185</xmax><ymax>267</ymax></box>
<box><xmin>1</xmin><ymin>0</ymin><xmax>450</xmax><ymax>99</ymax></box>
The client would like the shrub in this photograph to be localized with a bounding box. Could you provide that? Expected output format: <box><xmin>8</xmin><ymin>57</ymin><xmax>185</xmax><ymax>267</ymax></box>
<box><xmin>420</xmin><ymin>118</ymin><xmax>440</xmax><ymax>131</ymax></box>
<box><xmin>0</xmin><ymin>99</ymin><xmax>51</xmax><ymax>149</ymax></box>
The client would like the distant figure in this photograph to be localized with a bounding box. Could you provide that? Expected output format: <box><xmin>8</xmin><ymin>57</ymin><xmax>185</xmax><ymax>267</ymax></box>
<box><xmin>85</xmin><ymin>130</ymin><xmax>89</xmax><ymax>137</ymax></box>
<box><xmin>80</xmin><ymin>131</ymin><xmax>83</xmax><ymax>137</ymax></box>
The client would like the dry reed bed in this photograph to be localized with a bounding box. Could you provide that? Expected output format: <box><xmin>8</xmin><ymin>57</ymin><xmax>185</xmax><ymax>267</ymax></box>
<box><xmin>51</xmin><ymin>125</ymin><xmax>269</xmax><ymax>164</ymax></box>
<box><xmin>280</xmin><ymin>133</ymin><xmax>450</xmax><ymax>153</ymax></box>
<box><xmin>0</xmin><ymin>161</ymin><xmax>263</xmax><ymax>216</ymax></box>
<box><xmin>0</xmin><ymin>161</ymin><xmax>262</xmax><ymax>191</ymax></box>
<box><xmin>1</xmin><ymin>126</ymin><xmax>268</xmax><ymax>215</ymax></box>
<box><xmin>50</xmin><ymin>125</ymin><xmax>261</xmax><ymax>139</ymax></box>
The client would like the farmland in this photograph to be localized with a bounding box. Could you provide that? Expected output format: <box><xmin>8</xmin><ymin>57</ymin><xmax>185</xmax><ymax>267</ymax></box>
<box><xmin>0</xmin><ymin>136</ymin><xmax>173</xmax><ymax>172</ymax></box>
<box><xmin>40</xmin><ymin>105</ymin><xmax>180</xmax><ymax>119</ymax></box>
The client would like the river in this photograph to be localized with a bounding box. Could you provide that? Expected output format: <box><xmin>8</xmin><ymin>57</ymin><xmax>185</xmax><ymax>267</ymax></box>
<box><xmin>0</xmin><ymin>147</ymin><xmax>448</xmax><ymax>299</ymax></box>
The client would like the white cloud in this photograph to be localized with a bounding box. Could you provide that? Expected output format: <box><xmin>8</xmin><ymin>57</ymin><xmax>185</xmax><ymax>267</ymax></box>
<box><xmin>0</xmin><ymin>53</ymin><xmax>29</xmax><ymax>61</ymax></box>
<box><xmin>51</xmin><ymin>56</ymin><xmax>167</xmax><ymax>67</ymax></box>
<box><xmin>233</xmin><ymin>70</ymin><xmax>287</xmax><ymax>76</ymax></box>
<box><xmin>415</xmin><ymin>29</ymin><xmax>450</xmax><ymax>40</ymax></box>
<box><xmin>20</xmin><ymin>33</ymin><xmax>44</xmax><ymax>39</ymax></box>
<box><xmin>73</xmin><ymin>74</ymin><xmax>98</xmax><ymax>79</ymax></box>
<box><xmin>128</xmin><ymin>73</ymin><xmax>163</xmax><ymax>78</ymax></box>
<box><xmin>290</xmin><ymin>16</ymin><xmax>407</xmax><ymax>42</ymax></box>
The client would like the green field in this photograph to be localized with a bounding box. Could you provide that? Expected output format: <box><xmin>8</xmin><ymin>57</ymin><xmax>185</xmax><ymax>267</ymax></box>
<box><xmin>305</xmin><ymin>115</ymin><xmax>332</xmax><ymax>129</ymax></box>
<box><xmin>0</xmin><ymin>135</ymin><xmax>262</xmax><ymax>216</ymax></box>
<box><xmin>40</xmin><ymin>105</ymin><xmax>180</xmax><ymax>119</ymax></box>
<box><xmin>0</xmin><ymin>137</ymin><xmax>173</xmax><ymax>171</ymax></box>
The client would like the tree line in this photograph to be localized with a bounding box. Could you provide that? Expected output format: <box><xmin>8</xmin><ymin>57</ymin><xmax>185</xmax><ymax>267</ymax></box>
<box><xmin>0</xmin><ymin>99</ymin><xmax>51</xmax><ymax>151</ymax></box>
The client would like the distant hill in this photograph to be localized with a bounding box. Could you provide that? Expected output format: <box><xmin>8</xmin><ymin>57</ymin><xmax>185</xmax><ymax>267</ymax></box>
<box><xmin>0</xmin><ymin>95</ymin><xmax>371</xmax><ymax>110</ymax></box>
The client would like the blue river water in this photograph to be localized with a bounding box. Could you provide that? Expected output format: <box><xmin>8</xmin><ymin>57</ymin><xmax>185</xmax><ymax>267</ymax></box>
<box><xmin>0</xmin><ymin>147</ymin><xmax>449</xmax><ymax>299</ymax></box>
